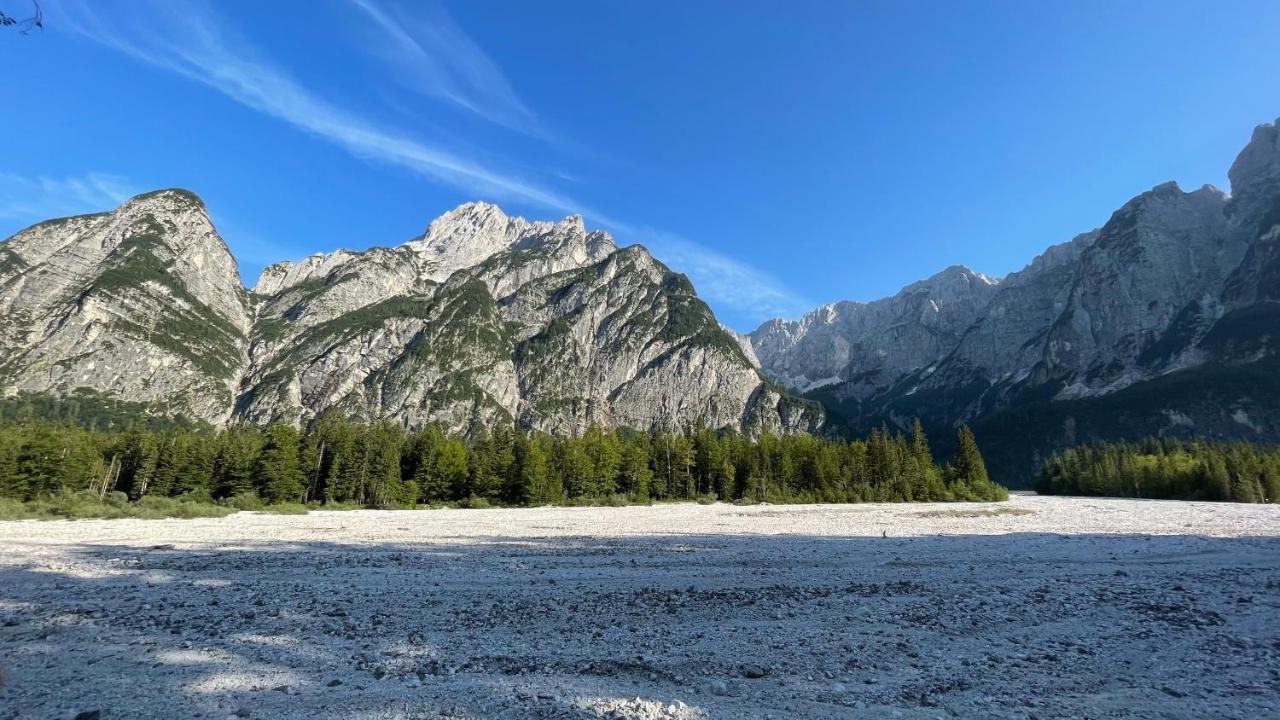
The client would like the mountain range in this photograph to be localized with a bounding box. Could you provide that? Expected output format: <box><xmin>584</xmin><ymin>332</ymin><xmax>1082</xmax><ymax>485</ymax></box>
<box><xmin>0</xmin><ymin>195</ymin><xmax>819</xmax><ymax>436</ymax></box>
<box><xmin>2</xmin><ymin>117</ymin><xmax>1277</xmax><ymax>485</ymax></box>
<box><xmin>751</xmin><ymin>116</ymin><xmax>1280</xmax><ymax>481</ymax></box>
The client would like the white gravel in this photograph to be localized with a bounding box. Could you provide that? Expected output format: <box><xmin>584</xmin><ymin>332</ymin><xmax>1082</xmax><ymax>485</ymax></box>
<box><xmin>1</xmin><ymin>494</ymin><xmax>1277</xmax><ymax>719</ymax></box>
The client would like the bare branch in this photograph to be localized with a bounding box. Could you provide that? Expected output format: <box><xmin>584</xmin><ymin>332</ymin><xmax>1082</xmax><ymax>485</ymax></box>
<box><xmin>0</xmin><ymin>0</ymin><xmax>42</xmax><ymax>34</ymax></box>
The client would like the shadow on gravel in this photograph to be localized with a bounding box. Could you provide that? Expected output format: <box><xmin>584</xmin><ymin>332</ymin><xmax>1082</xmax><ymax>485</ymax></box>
<box><xmin>1</xmin><ymin>531</ymin><xmax>1278</xmax><ymax>720</ymax></box>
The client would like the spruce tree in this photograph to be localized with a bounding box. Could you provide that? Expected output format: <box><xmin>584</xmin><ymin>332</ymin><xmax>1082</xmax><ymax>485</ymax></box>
<box><xmin>952</xmin><ymin>425</ymin><xmax>990</xmax><ymax>488</ymax></box>
<box><xmin>254</xmin><ymin>424</ymin><xmax>305</xmax><ymax>504</ymax></box>
<box><xmin>515</xmin><ymin>433</ymin><xmax>556</xmax><ymax>504</ymax></box>
<box><xmin>434</xmin><ymin>438</ymin><xmax>469</xmax><ymax>501</ymax></box>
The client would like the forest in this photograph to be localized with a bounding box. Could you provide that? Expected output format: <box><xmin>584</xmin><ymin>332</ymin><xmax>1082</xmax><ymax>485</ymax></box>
<box><xmin>0</xmin><ymin>406</ymin><xmax>1006</xmax><ymax>516</ymax></box>
<box><xmin>1035</xmin><ymin>437</ymin><xmax>1280</xmax><ymax>503</ymax></box>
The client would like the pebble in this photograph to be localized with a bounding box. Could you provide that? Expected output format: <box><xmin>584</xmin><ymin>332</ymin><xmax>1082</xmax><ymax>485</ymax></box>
<box><xmin>4</xmin><ymin>497</ymin><xmax>1275</xmax><ymax>720</ymax></box>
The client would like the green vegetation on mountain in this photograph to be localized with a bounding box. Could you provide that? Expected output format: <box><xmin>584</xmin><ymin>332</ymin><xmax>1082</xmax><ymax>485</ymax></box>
<box><xmin>132</xmin><ymin>188</ymin><xmax>206</xmax><ymax>209</ymax></box>
<box><xmin>0</xmin><ymin>245</ymin><xmax>29</xmax><ymax>277</ymax></box>
<box><xmin>88</xmin><ymin>219</ymin><xmax>245</xmax><ymax>382</ymax></box>
<box><xmin>0</xmin><ymin>390</ymin><xmax>203</xmax><ymax>432</ymax></box>
<box><xmin>247</xmin><ymin>295</ymin><xmax>436</xmax><ymax>402</ymax></box>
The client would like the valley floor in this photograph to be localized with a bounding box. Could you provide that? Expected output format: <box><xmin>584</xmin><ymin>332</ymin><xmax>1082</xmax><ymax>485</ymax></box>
<box><xmin>1</xmin><ymin>495</ymin><xmax>1277</xmax><ymax>720</ymax></box>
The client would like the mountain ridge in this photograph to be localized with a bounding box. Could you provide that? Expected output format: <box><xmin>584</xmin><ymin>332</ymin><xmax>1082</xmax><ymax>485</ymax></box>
<box><xmin>0</xmin><ymin>194</ymin><xmax>820</xmax><ymax>436</ymax></box>
<box><xmin>751</xmin><ymin>116</ymin><xmax>1280</xmax><ymax>483</ymax></box>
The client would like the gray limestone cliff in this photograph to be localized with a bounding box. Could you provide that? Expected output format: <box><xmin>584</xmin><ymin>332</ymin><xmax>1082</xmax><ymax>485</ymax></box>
<box><xmin>0</xmin><ymin>198</ymin><xmax>820</xmax><ymax>435</ymax></box>
<box><xmin>751</xmin><ymin>117</ymin><xmax>1280</xmax><ymax>480</ymax></box>
<box><xmin>0</xmin><ymin>190</ymin><xmax>250</xmax><ymax>421</ymax></box>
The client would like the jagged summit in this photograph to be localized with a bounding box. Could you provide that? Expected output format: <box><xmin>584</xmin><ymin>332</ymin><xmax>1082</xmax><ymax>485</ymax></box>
<box><xmin>749</xmin><ymin>261</ymin><xmax>1000</xmax><ymax>392</ymax></box>
<box><xmin>408</xmin><ymin>201</ymin><xmax>527</xmax><ymax>261</ymax></box>
<box><xmin>128</xmin><ymin>187</ymin><xmax>207</xmax><ymax>210</ymax></box>
<box><xmin>749</xmin><ymin>119</ymin><xmax>1280</xmax><ymax>403</ymax></box>
<box><xmin>255</xmin><ymin>202</ymin><xmax>612</xmax><ymax>296</ymax></box>
<box><xmin>750</xmin><ymin>115</ymin><xmax>1280</xmax><ymax>483</ymax></box>
<box><xmin>908</xmin><ymin>264</ymin><xmax>1001</xmax><ymax>291</ymax></box>
<box><xmin>1228</xmin><ymin>117</ymin><xmax>1280</xmax><ymax>196</ymax></box>
<box><xmin>1</xmin><ymin>196</ymin><xmax>819</xmax><ymax>436</ymax></box>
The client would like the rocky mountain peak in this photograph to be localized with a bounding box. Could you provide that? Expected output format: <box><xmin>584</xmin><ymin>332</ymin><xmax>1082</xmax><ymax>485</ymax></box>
<box><xmin>548</xmin><ymin>213</ymin><xmax>586</xmax><ymax>235</ymax></box>
<box><xmin>3</xmin><ymin>193</ymin><xmax>817</xmax><ymax>436</ymax></box>
<box><xmin>1228</xmin><ymin>117</ymin><xmax>1280</xmax><ymax>200</ymax></box>
<box><xmin>252</xmin><ymin>249</ymin><xmax>358</xmax><ymax>296</ymax></box>
<box><xmin>0</xmin><ymin>186</ymin><xmax>250</xmax><ymax>422</ymax></box>
<box><xmin>746</xmin><ymin>116</ymin><xmax>1280</xmax><ymax>484</ymax></box>
<box><xmin>125</xmin><ymin>187</ymin><xmax>208</xmax><ymax>212</ymax></box>
<box><xmin>906</xmin><ymin>265</ymin><xmax>1001</xmax><ymax>296</ymax></box>
<box><xmin>1010</xmin><ymin>230</ymin><xmax>1099</xmax><ymax>282</ymax></box>
<box><xmin>408</xmin><ymin>200</ymin><xmax>528</xmax><ymax>264</ymax></box>
<box><xmin>749</xmin><ymin>260</ymin><xmax>1002</xmax><ymax>393</ymax></box>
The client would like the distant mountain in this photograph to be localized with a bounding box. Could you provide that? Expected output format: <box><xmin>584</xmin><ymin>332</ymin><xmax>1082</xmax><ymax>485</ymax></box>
<box><xmin>752</xmin><ymin>117</ymin><xmax>1280</xmax><ymax>483</ymax></box>
<box><xmin>0</xmin><ymin>198</ymin><xmax>820</xmax><ymax>435</ymax></box>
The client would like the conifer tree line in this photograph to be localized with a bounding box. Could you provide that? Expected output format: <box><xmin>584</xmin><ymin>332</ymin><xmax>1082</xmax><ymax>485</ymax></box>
<box><xmin>1035</xmin><ymin>437</ymin><xmax>1280</xmax><ymax>503</ymax></box>
<box><xmin>0</xmin><ymin>414</ymin><xmax>1006</xmax><ymax>507</ymax></box>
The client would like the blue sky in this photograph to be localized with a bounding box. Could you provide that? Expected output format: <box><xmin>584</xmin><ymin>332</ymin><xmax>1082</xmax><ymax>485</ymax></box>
<box><xmin>1</xmin><ymin>0</ymin><xmax>1278</xmax><ymax>331</ymax></box>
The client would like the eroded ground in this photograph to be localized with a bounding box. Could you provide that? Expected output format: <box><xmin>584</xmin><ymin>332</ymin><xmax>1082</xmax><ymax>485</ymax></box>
<box><xmin>1</xmin><ymin>494</ymin><xmax>1277</xmax><ymax>719</ymax></box>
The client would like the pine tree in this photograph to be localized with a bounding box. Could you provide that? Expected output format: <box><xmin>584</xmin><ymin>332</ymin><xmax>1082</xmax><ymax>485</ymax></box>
<box><xmin>951</xmin><ymin>425</ymin><xmax>990</xmax><ymax>488</ymax></box>
<box><xmin>1203</xmin><ymin>457</ymin><xmax>1232</xmax><ymax>501</ymax></box>
<box><xmin>582</xmin><ymin>426</ymin><xmax>622</xmax><ymax>498</ymax></box>
<box><xmin>406</xmin><ymin>426</ymin><xmax>444</xmax><ymax>503</ymax></box>
<box><xmin>0</xmin><ymin>412</ymin><xmax>1028</xmax><ymax>509</ymax></box>
<box><xmin>212</xmin><ymin>428</ymin><xmax>260</xmax><ymax>499</ymax></box>
<box><xmin>364</xmin><ymin>422</ymin><xmax>405</xmax><ymax>507</ymax></box>
<box><xmin>0</xmin><ymin>431</ymin><xmax>23</xmax><ymax>500</ymax></box>
<box><xmin>619</xmin><ymin>436</ymin><xmax>653</xmax><ymax>501</ymax></box>
<box><xmin>16</xmin><ymin>424</ymin><xmax>65</xmax><ymax>499</ymax></box>
<box><xmin>515</xmin><ymin>433</ymin><xmax>556</xmax><ymax>504</ymax></box>
<box><xmin>254</xmin><ymin>424</ymin><xmax>305</xmax><ymax>504</ymax></box>
<box><xmin>433</xmin><ymin>438</ymin><xmax>469</xmax><ymax>501</ymax></box>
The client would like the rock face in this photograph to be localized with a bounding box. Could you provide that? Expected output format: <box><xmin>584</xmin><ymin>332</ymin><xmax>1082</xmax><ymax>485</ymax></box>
<box><xmin>0</xmin><ymin>190</ymin><xmax>250</xmax><ymax>421</ymax></box>
<box><xmin>751</xmin><ymin>265</ymin><xmax>999</xmax><ymax>395</ymax></box>
<box><xmin>752</xmin><ymin>117</ymin><xmax>1280</xmax><ymax>481</ymax></box>
<box><xmin>0</xmin><ymin>199</ymin><xmax>820</xmax><ymax>435</ymax></box>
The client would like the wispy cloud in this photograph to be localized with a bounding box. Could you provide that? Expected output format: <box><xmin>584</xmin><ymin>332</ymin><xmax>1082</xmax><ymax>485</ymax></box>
<box><xmin>0</xmin><ymin>172</ymin><xmax>135</xmax><ymax>223</ymax></box>
<box><xmin>347</xmin><ymin>0</ymin><xmax>540</xmax><ymax>136</ymax></box>
<box><xmin>55</xmin><ymin>0</ymin><xmax>578</xmax><ymax>213</ymax></box>
<box><xmin>614</xmin><ymin>225</ymin><xmax>814</xmax><ymax>327</ymax></box>
<box><xmin>50</xmin><ymin>0</ymin><xmax>808</xmax><ymax>327</ymax></box>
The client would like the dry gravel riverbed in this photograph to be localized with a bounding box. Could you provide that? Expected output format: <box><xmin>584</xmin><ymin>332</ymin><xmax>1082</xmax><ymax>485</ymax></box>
<box><xmin>1</xmin><ymin>494</ymin><xmax>1277</xmax><ymax>720</ymax></box>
